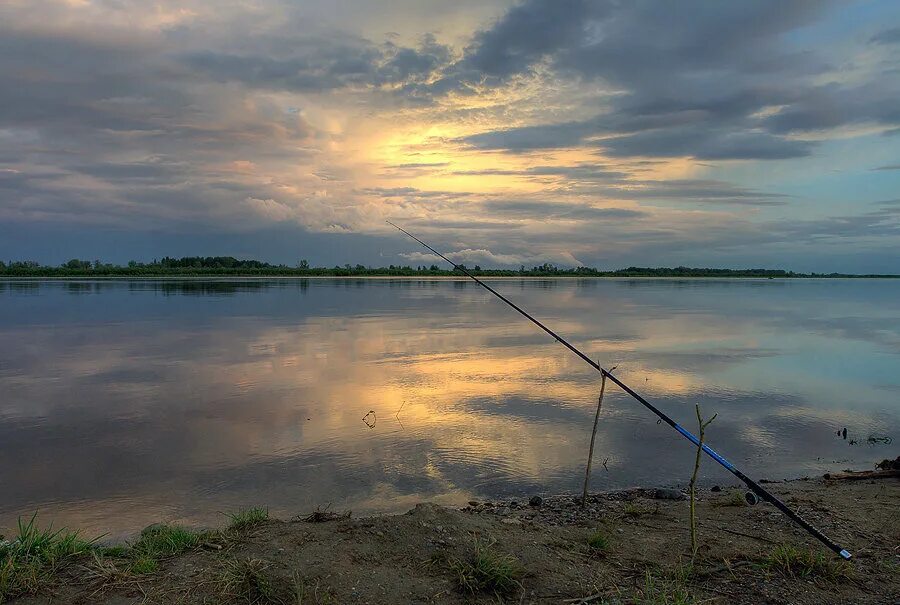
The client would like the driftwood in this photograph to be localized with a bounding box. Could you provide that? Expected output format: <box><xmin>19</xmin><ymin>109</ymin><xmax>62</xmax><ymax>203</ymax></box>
<box><xmin>823</xmin><ymin>469</ymin><xmax>900</xmax><ymax>481</ymax></box>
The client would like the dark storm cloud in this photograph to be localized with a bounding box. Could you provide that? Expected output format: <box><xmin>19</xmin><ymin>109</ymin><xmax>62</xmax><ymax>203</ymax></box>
<box><xmin>446</xmin><ymin>0</ymin><xmax>898</xmax><ymax>159</ymax></box>
<box><xmin>0</xmin><ymin>20</ymin><xmax>329</xmax><ymax>227</ymax></box>
<box><xmin>870</xmin><ymin>27</ymin><xmax>900</xmax><ymax>45</ymax></box>
<box><xmin>0</xmin><ymin>31</ymin><xmax>182</xmax><ymax>133</ymax></box>
<box><xmin>458</xmin><ymin>0</ymin><xmax>605</xmax><ymax>79</ymax></box>
<box><xmin>761</xmin><ymin>83</ymin><xmax>900</xmax><ymax>134</ymax></box>
<box><xmin>73</xmin><ymin>160</ymin><xmax>191</xmax><ymax>182</ymax></box>
<box><xmin>381</xmin><ymin>34</ymin><xmax>453</xmax><ymax>81</ymax></box>
<box><xmin>598</xmin><ymin>129</ymin><xmax>814</xmax><ymax>161</ymax></box>
<box><xmin>180</xmin><ymin>33</ymin><xmax>452</xmax><ymax>92</ymax></box>
<box><xmin>461</xmin><ymin>119</ymin><xmax>590</xmax><ymax>151</ymax></box>
<box><xmin>459</xmin><ymin>118</ymin><xmax>816</xmax><ymax>160</ymax></box>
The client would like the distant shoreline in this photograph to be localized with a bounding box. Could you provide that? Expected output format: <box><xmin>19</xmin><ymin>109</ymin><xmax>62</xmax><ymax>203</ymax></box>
<box><xmin>3</xmin><ymin>275</ymin><xmax>900</xmax><ymax>281</ymax></box>
<box><xmin>2</xmin><ymin>273</ymin><xmax>898</xmax><ymax>280</ymax></box>
<box><xmin>4</xmin><ymin>257</ymin><xmax>898</xmax><ymax>279</ymax></box>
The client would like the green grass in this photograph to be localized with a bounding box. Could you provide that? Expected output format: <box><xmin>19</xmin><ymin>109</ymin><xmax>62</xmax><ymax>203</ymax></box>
<box><xmin>587</xmin><ymin>529</ymin><xmax>609</xmax><ymax>552</ymax></box>
<box><xmin>763</xmin><ymin>544</ymin><xmax>851</xmax><ymax>582</ymax></box>
<box><xmin>623</xmin><ymin>501</ymin><xmax>657</xmax><ymax>518</ymax></box>
<box><xmin>0</xmin><ymin>513</ymin><xmax>97</xmax><ymax>602</ymax></box>
<box><xmin>635</xmin><ymin>569</ymin><xmax>695</xmax><ymax>605</ymax></box>
<box><xmin>131</xmin><ymin>524</ymin><xmax>199</xmax><ymax>559</ymax></box>
<box><xmin>711</xmin><ymin>490</ymin><xmax>747</xmax><ymax>508</ymax></box>
<box><xmin>449</xmin><ymin>540</ymin><xmax>523</xmax><ymax>596</ymax></box>
<box><xmin>222</xmin><ymin>558</ymin><xmax>276</xmax><ymax>604</ymax></box>
<box><xmin>227</xmin><ymin>507</ymin><xmax>270</xmax><ymax>531</ymax></box>
<box><xmin>128</xmin><ymin>555</ymin><xmax>159</xmax><ymax>575</ymax></box>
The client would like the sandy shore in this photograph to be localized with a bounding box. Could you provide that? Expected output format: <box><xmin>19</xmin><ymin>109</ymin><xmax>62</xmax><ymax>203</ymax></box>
<box><xmin>9</xmin><ymin>474</ymin><xmax>899</xmax><ymax>604</ymax></box>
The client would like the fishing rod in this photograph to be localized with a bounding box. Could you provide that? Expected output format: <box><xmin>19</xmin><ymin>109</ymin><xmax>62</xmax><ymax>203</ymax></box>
<box><xmin>388</xmin><ymin>221</ymin><xmax>852</xmax><ymax>560</ymax></box>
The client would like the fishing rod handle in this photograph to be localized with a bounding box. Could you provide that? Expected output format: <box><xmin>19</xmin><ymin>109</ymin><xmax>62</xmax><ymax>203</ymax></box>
<box><xmin>735</xmin><ymin>470</ymin><xmax>852</xmax><ymax>560</ymax></box>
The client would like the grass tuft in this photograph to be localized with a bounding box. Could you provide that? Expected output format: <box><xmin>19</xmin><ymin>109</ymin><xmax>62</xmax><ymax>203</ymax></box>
<box><xmin>81</xmin><ymin>552</ymin><xmax>128</xmax><ymax>585</ymax></box>
<box><xmin>222</xmin><ymin>557</ymin><xmax>276</xmax><ymax>604</ymax></box>
<box><xmin>623</xmin><ymin>501</ymin><xmax>657</xmax><ymax>518</ymax></box>
<box><xmin>449</xmin><ymin>540</ymin><xmax>523</xmax><ymax>596</ymax></box>
<box><xmin>711</xmin><ymin>490</ymin><xmax>747</xmax><ymax>508</ymax></box>
<box><xmin>764</xmin><ymin>544</ymin><xmax>851</xmax><ymax>582</ymax></box>
<box><xmin>587</xmin><ymin>529</ymin><xmax>609</xmax><ymax>552</ymax></box>
<box><xmin>227</xmin><ymin>507</ymin><xmax>270</xmax><ymax>531</ymax></box>
<box><xmin>131</xmin><ymin>524</ymin><xmax>198</xmax><ymax>559</ymax></box>
<box><xmin>636</xmin><ymin>569</ymin><xmax>694</xmax><ymax>605</ymax></box>
<box><xmin>0</xmin><ymin>513</ymin><xmax>97</xmax><ymax>602</ymax></box>
<box><xmin>128</xmin><ymin>555</ymin><xmax>159</xmax><ymax>575</ymax></box>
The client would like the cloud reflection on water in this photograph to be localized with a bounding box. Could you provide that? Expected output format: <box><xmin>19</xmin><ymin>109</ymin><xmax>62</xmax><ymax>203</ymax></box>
<box><xmin>0</xmin><ymin>278</ymin><xmax>897</xmax><ymax>538</ymax></box>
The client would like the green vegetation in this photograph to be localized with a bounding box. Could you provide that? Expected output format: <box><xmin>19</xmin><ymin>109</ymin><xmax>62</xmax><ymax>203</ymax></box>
<box><xmin>1</xmin><ymin>256</ymin><xmax>896</xmax><ymax>278</ymax></box>
<box><xmin>0</xmin><ymin>513</ymin><xmax>97</xmax><ymax>602</ymax></box>
<box><xmin>623</xmin><ymin>501</ymin><xmax>657</xmax><ymax>518</ymax></box>
<box><xmin>131</xmin><ymin>524</ymin><xmax>199</xmax><ymax>560</ymax></box>
<box><xmin>587</xmin><ymin>529</ymin><xmax>609</xmax><ymax>552</ymax></box>
<box><xmin>0</xmin><ymin>517</ymin><xmax>202</xmax><ymax>600</ymax></box>
<box><xmin>763</xmin><ymin>544</ymin><xmax>852</xmax><ymax>582</ymax></box>
<box><xmin>128</xmin><ymin>555</ymin><xmax>159</xmax><ymax>575</ymax></box>
<box><xmin>227</xmin><ymin>507</ymin><xmax>270</xmax><ymax>531</ymax></box>
<box><xmin>449</xmin><ymin>540</ymin><xmax>523</xmax><ymax>596</ymax></box>
<box><xmin>636</xmin><ymin>569</ymin><xmax>695</xmax><ymax>605</ymax></box>
<box><xmin>711</xmin><ymin>490</ymin><xmax>748</xmax><ymax>508</ymax></box>
<box><xmin>221</xmin><ymin>558</ymin><xmax>276</xmax><ymax>604</ymax></box>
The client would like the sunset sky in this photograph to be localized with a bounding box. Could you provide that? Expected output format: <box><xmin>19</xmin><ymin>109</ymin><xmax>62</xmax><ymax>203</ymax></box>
<box><xmin>1</xmin><ymin>0</ymin><xmax>899</xmax><ymax>271</ymax></box>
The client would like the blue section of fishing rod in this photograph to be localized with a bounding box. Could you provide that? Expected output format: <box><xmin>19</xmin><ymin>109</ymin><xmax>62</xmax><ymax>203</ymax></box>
<box><xmin>388</xmin><ymin>221</ymin><xmax>852</xmax><ymax>560</ymax></box>
<box><xmin>671</xmin><ymin>424</ymin><xmax>735</xmax><ymax>471</ymax></box>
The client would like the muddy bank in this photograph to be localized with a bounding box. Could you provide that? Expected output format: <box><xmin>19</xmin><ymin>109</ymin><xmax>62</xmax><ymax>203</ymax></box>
<box><xmin>9</xmin><ymin>475</ymin><xmax>899</xmax><ymax>604</ymax></box>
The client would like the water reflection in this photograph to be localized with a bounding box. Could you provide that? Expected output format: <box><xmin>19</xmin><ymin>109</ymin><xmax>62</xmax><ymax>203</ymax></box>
<box><xmin>0</xmin><ymin>278</ymin><xmax>898</xmax><ymax>538</ymax></box>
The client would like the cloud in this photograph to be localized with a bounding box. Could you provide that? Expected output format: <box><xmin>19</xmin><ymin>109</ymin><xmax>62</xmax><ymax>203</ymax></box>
<box><xmin>387</xmin><ymin>162</ymin><xmax>451</xmax><ymax>169</ymax></box>
<box><xmin>180</xmin><ymin>34</ymin><xmax>453</xmax><ymax>93</ymax></box>
<box><xmin>870</xmin><ymin>27</ymin><xmax>900</xmax><ymax>45</ymax></box>
<box><xmin>401</xmin><ymin>247</ymin><xmax>581</xmax><ymax>267</ymax></box>
<box><xmin>0</xmin><ymin>0</ymin><xmax>898</xmax><ymax>273</ymax></box>
<box><xmin>359</xmin><ymin>187</ymin><xmax>471</xmax><ymax>200</ymax></box>
<box><xmin>457</xmin><ymin>0</ymin><xmax>604</xmax><ymax>79</ymax></box>
<box><xmin>460</xmin><ymin>120</ymin><xmax>590</xmax><ymax>151</ymax></box>
<box><xmin>452</xmin><ymin>164</ymin><xmax>626</xmax><ymax>181</ymax></box>
<box><xmin>482</xmin><ymin>200</ymin><xmax>646</xmax><ymax>220</ymax></box>
<box><xmin>244</xmin><ymin>197</ymin><xmax>295</xmax><ymax>222</ymax></box>
<box><xmin>593</xmin><ymin>179</ymin><xmax>790</xmax><ymax>206</ymax></box>
<box><xmin>761</xmin><ymin>83</ymin><xmax>900</xmax><ymax>135</ymax></box>
<box><xmin>445</xmin><ymin>1</ymin><xmax>897</xmax><ymax>160</ymax></box>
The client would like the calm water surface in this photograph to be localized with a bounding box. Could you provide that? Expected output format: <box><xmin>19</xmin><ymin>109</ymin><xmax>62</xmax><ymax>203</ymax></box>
<box><xmin>1</xmin><ymin>278</ymin><xmax>898</xmax><ymax>538</ymax></box>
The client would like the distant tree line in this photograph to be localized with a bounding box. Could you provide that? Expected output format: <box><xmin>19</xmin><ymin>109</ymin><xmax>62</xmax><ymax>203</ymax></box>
<box><xmin>0</xmin><ymin>257</ymin><xmax>895</xmax><ymax>278</ymax></box>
